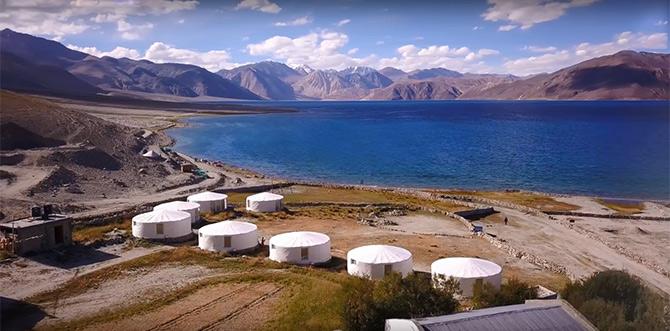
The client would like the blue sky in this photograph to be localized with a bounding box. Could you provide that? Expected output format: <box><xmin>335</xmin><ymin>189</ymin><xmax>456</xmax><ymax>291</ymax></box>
<box><xmin>0</xmin><ymin>0</ymin><xmax>667</xmax><ymax>75</ymax></box>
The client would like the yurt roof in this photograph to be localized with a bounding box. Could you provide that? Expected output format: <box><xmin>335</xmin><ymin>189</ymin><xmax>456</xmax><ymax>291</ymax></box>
<box><xmin>142</xmin><ymin>150</ymin><xmax>160</xmax><ymax>157</ymax></box>
<box><xmin>188</xmin><ymin>191</ymin><xmax>229</xmax><ymax>201</ymax></box>
<box><xmin>431</xmin><ymin>257</ymin><xmax>502</xmax><ymax>278</ymax></box>
<box><xmin>348</xmin><ymin>245</ymin><xmax>412</xmax><ymax>264</ymax></box>
<box><xmin>154</xmin><ymin>201</ymin><xmax>201</xmax><ymax>211</ymax></box>
<box><xmin>247</xmin><ymin>192</ymin><xmax>284</xmax><ymax>201</ymax></box>
<box><xmin>132</xmin><ymin>209</ymin><xmax>191</xmax><ymax>224</ymax></box>
<box><xmin>199</xmin><ymin>221</ymin><xmax>257</xmax><ymax>236</ymax></box>
<box><xmin>270</xmin><ymin>231</ymin><xmax>329</xmax><ymax>247</ymax></box>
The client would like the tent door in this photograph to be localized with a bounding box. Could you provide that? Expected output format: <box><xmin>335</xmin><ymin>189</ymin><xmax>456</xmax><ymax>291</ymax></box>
<box><xmin>156</xmin><ymin>223</ymin><xmax>164</xmax><ymax>235</ymax></box>
<box><xmin>224</xmin><ymin>236</ymin><xmax>231</xmax><ymax>248</ymax></box>
<box><xmin>301</xmin><ymin>247</ymin><xmax>309</xmax><ymax>260</ymax></box>
<box><xmin>384</xmin><ymin>264</ymin><xmax>393</xmax><ymax>276</ymax></box>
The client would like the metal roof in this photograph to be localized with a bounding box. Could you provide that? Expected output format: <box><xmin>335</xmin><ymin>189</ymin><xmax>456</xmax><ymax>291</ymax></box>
<box><xmin>402</xmin><ymin>300</ymin><xmax>596</xmax><ymax>331</ymax></box>
<box><xmin>0</xmin><ymin>214</ymin><xmax>70</xmax><ymax>229</ymax></box>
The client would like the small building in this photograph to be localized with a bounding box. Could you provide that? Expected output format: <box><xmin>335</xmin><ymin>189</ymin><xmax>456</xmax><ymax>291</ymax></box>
<box><xmin>0</xmin><ymin>209</ymin><xmax>72</xmax><ymax>255</ymax></box>
<box><xmin>246</xmin><ymin>192</ymin><xmax>284</xmax><ymax>212</ymax></box>
<box><xmin>347</xmin><ymin>245</ymin><xmax>413</xmax><ymax>279</ymax></box>
<box><xmin>142</xmin><ymin>150</ymin><xmax>161</xmax><ymax>159</ymax></box>
<box><xmin>131</xmin><ymin>209</ymin><xmax>192</xmax><ymax>242</ymax></box>
<box><xmin>431</xmin><ymin>257</ymin><xmax>502</xmax><ymax>297</ymax></box>
<box><xmin>187</xmin><ymin>191</ymin><xmax>228</xmax><ymax>213</ymax></box>
<box><xmin>385</xmin><ymin>299</ymin><xmax>597</xmax><ymax>331</ymax></box>
<box><xmin>180</xmin><ymin>163</ymin><xmax>195</xmax><ymax>173</ymax></box>
<box><xmin>154</xmin><ymin>201</ymin><xmax>201</xmax><ymax>223</ymax></box>
<box><xmin>198</xmin><ymin>221</ymin><xmax>258</xmax><ymax>253</ymax></box>
<box><xmin>269</xmin><ymin>231</ymin><xmax>331</xmax><ymax>265</ymax></box>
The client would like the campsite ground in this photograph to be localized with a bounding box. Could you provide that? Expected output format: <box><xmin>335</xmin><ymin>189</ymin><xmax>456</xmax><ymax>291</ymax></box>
<box><xmin>1</xmin><ymin>94</ymin><xmax>669</xmax><ymax>330</ymax></box>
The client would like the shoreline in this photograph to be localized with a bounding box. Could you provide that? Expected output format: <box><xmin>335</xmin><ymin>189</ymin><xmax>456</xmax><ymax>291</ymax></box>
<box><xmin>162</xmin><ymin>111</ymin><xmax>669</xmax><ymax>204</ymax></box>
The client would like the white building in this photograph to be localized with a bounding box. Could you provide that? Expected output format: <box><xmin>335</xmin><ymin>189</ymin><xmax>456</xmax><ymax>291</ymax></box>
<box><xmin>142</xmin><ymin>150</ymin><xmax>161</xmax><ymax>159</ymax></box>
<box><xmin>431</xmin><ymin>257</ymin><xmax>503</xmax><ymax>297</ymax></box>
<box><xmin>246</xmin><ymin>192</ymin><xmax>284</xmax><ymax>212</ymax></box>
<box><xmin>187</xmin><ymin>191</ymin><xmax>228</xmax><ymax>213</ymax></box>
<box><xmin>154</xmin><ymin>201</ymin><xmax>201</xmax><ymax>223</ymax></box>
<box><xmin>131</xmin><ymin>209</ymin><xmax>192</xmax><ymax>241</ymax></box>
<box><xmin>347</xmin><ymin>245</ymin><xmax>413</xmax><ymax>279</ymax></box>
<box><xmin>198</xmin><ymin>221</ymin><xmax>258</xmax><ymax>253</ymax></box>
<box><xmin>269</xmin><ymin>231</ymin><xmax>331</xmax><ymax>265</ymax></box>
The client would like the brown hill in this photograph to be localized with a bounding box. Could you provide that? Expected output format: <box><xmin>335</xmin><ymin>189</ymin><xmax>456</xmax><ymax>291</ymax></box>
<box><xmin>461</xmin><ymin>51</ymin><xmax>670</xmax><ymax>100</ymax></box>
<box><xmin>365</xmin><ymin>79</ymin><xmax>462</xmax><ymax>100</ymax></box>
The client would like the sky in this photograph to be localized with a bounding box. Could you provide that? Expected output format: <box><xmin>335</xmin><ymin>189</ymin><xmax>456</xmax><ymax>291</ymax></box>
<box><xmin>0</xmin><ymin>0</ymin><xmax>668</xmax><ymax>75</ymax></box>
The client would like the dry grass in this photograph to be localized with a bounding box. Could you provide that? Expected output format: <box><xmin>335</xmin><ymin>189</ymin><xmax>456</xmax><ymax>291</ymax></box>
<box><xmin>595</xmin><ymin>199</ymin><xmax>644</xmax><ymax>215</ymax></box>
<box><xmin>439</xmin><ymin>190</ymin><xmax>579</xmax><ymax>212</ymax></box>
<box><xmin>72</xmin><ymin>219</ymin><xmax>131</xmax><ymax>243</ymax></box>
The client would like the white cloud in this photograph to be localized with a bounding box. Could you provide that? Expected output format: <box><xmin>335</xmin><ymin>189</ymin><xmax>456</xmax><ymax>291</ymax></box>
<box><xmin>274</xmin><ymin>16</ymin><xmax>312</xmax><ymax>27</ymax></box>
<box><xmin>375</xmin><ymin>40</ymin><xmax>385</xmax><ymax>45</ymax></box>
<box><xmin>498</xmin><ymin>24</ymin><xmax>517</xmax><ymax>31</ymax></box>
<box><xmin>178</xmin><ymin>19</ymin><xmax>185</xmax><ymax>24</ymax></box>
<box><xmin>67</xmin><ymin>44</ymin><xmax>142</xmax><ymax>59</ymax></box>
<box><xmin>336</xmin><ymin>19</ymin><xmax>351</xmax><ymax>27</ymax></box>
<box><xmin>347</xmin><ymin>48</ymin><xmax>359</xmax><ymax>55</ymax></box>
<box><xmin>472</xmin><ymin>26</ymin><xmax>482</xmax><ymax>31</ymax></box>
<box><xmin>483</xmin><ymin>0</ymin><xmax>597</xmax><ymax>29</ymax></box>
<box><xmin>504</xmin><ymin>31</ymin><xmax>668</xmax><ymax>75</ymax></box>
<box><xmin>655</xmin><ymin>20</ymin><xmax>668</xmax><ymax>26</ymax></box>
<box><xmin>235</xmin><ymin>0</ymin><xmax>281</xmax><ymax>14</ymax></box>
<box><xmin>117</xmin><ymin>20</ymin><xmax>154</xmax><ymax>40</ymax></box>
<box><xmin>144</xmin><ymin>42</ymin><xmax>238</xmax><ymax>72</ymax></box>
<box><xmin>523</xmin><ymin>45</ymin><xmax>558</xmax><ymax>53</ymax></box>
<box><xmin>378</xmin><ymin>44</ymin><xmax>500</xmax><ymax>73</ymax></box>
<box><xmin>0</xmin><ymin>0</ymin><xmax>197</xmax><ymax>39</ymax></box>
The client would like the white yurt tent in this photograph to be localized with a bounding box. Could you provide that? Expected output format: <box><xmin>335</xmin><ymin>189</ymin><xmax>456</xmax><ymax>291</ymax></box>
<box><xmin>431</xmin><ymin>257</ymin><xmax>503</xmax><ymax>297</ymax></box>
<box><xmin>269</xmin><ymin>231</ymin><xmax>331</xmax><ymax>265</ymax></box>
<box><xmin>132</xmin><ymin>209</ymin><xmax>192</xmax><ymax>241</ymax></box>
<box><xmin>198</xmin><ymin>221</ymin><xmax>258</xmax><ymax>253</ymax></box>
<box><xmin>347</xmin><ymin>245</ymin><xmax>413</xmax><ymax>279</ymax></box>
<box><xmin>154</xmin><ymin>201</ymin><xmax>201</xmax><ymax>223</ymax></box>
<box><xmin>246</xmin><ymin>192</ymin><xmax>284</xmax><ymax>212</ymax></box>
<box><xmin>187</xmin><ymin>191</ymin><xmax>228</xmax><ymax>213</ymax></box>
<box><xmin>142</xmin><ymin>150</ymin><xmax>161</xmax><ymax>159</ymax></box>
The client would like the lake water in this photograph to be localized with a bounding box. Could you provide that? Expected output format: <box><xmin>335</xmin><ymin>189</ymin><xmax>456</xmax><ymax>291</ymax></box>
<box><xmin>168</xmin><ymin>101</ymin><xmax>670</xmax><ymax>199</ymax></box>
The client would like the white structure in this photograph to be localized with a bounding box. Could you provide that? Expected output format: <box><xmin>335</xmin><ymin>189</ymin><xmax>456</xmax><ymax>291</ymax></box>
<box><xmin>142</xmin><ymin>150</ymin><xmax>161</xmax><ymax>159</ymax></box>
<box><xmin>347</xmin><ymin>245</ymin><xmax>413</xmax><ymax>279</ymax></box>
<box><xmin>246</xmin><ymin>192</ymin><xmax>284</xmax><ymax>212</ymax></box>
<box><xmin>131</xmin><ymin>209</ymin><xmax>192</xmax><ymax>241</ymax></box>
<box><xmin>269</xmin><ymin>231</ymin><xmax>331</xmax><ymax>265</ymax></box>
<box><xmin>198</xmin><ymin>221</ymin><xmax>258</xmax><ymax>253</ymax></box>
<box><xmin>431</xmin><ymin>257</ymin><xmax>503</xmax><ymax>297</ymax></box>
<box><xmin>154</xmin><ymin>201</ymin><xmax>201</xmax><ymax>223</ymax></box>
<box><xmin>187</xmin><ymin>191</ymin><xmax>228</xmax><ymax>213</ymax></box>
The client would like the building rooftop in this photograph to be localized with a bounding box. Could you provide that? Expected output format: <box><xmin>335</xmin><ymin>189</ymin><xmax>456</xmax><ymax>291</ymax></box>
<box><xmin>0</xmin><ymin>214</ymin><xmax>71</xmax><ymax>229</ymax></box>
<box><xmin>388</xmin><ymin>300</ymin><xmax>596</xmax><ymax>331</ymax></box>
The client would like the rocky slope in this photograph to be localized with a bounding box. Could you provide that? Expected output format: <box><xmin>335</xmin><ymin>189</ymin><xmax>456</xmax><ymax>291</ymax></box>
<box><xmin>461</xmin><ymin>51</ymin><xmax>670</xmax><ymax>100</ymax></box>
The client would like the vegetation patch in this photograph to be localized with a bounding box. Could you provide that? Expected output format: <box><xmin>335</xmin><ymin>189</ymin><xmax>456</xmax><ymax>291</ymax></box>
<box><xmin>438</xmin><ymin>189</ymin><xmax>580</xmax><ymax>212</ymax></box>
<box><xmin>595</xmin><ymin>199</ymin><xmax>644</xmax><ymax>215</ymax></box>
<box><xmin>72</xmin><ymin>219</ymin><xmax>131</xmax><ymax>243</ymax></box>
<box><xmin>562</xmin><ymin>270</ymin><xmax>669</xmax><ymax>331</ymax></box>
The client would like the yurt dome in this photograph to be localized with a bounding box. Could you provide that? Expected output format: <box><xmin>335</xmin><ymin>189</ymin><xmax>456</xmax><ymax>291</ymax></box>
<box><xmin>347</xmin><ymin>245</ymin><xmax>413</xmax><ymax>279</ymax></box>
<box><xmin>269</xmin><ymin>231</ymin><xmax>331</xmax><ymax>265</ymax></box>
<box><xmin>431</xmin><ymin>257</ymin><xmax>503</xmax><ymax>297</ymax></box>
<box><xmin>198</xmin><ymin>221</ymin><xmax>258</xmax><ymax>253</ymax></box>
<box><xmin>187</xmin><ymin>191</ymin><xmax>228</xmax><ymax>213</ymax></box>
<box><xmin>132</xmin><ymin>209</ymin><xmax>192</xmax><ymax>241</ymax></box>
<box><xmin>154</xmin><ymin>201</ymin><xmax>201</xmax><ymax>223</ymax></box>
<box><xmin>246</xmin><ymin>192</ymin><xmax>284</xmax><ymax>212</ymax></box>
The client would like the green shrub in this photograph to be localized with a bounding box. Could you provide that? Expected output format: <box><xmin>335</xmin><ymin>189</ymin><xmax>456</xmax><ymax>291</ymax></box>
<box><xmin>561</xmin><ymin>270</ymin><xmax>669</xmax><ymax>331</ymax></box>
<box><xmin>342</xmin><ymin>273</ymin><xmax>460</xmax><ymax>331</ymax></box>
<box><xmin>471</xmin><ymin>277</ymin><xmax>537</xmax><ymax>309</ymax></box>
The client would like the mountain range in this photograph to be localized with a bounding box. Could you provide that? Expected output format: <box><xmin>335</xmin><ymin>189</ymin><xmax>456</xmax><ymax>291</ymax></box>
<box><xmin>1</xmin><ymin>29</ymin><xmax>668</xmax><ymax>101</ymax></box>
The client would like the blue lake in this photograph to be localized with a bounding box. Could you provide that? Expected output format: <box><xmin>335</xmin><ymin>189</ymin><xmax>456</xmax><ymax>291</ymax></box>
<box><xmin>168</xmin><ymin>101</ymin><xmax>670</xmax><ymax>200</ymax></box>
